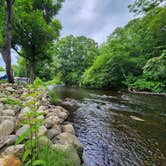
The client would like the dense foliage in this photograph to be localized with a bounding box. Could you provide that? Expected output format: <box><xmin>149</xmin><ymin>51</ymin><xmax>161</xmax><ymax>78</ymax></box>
<box><xmin>53</xmin><ymin>35</ymin><xmax>99</xmax><ymax>86</ymax></box>
<box><xmin>82</xmin><ymin>6</ymin><xmax>166</xmax><ymax>92</ymax></box>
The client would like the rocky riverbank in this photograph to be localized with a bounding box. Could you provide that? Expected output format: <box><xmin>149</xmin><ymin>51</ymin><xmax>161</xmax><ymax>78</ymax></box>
<box><xmin>0</xmin><ymin>83</ymin><xmax>83</xmax><ymax>166</ymax></box>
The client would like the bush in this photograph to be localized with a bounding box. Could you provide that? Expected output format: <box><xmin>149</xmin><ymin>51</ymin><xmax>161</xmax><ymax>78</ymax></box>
<box><xmin>48</xmin><ymin>91</ymin><xmax>60</xmax><ymax>104</ymax></box>
<box><xmin>33</xmin><ymin>77</ymin><xmax>44</xmax><ymax>88</ymax></box>
<box><xmin>45</xmin><ymin>75</ymin><xmax>63</xmax><ymax>85</ymax></box>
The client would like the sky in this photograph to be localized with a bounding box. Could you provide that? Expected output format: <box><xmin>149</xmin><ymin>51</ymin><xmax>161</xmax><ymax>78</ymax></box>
<box><xmin>0</xmin><ymin>0</ymin><xmax>134</xmax><ymax>67</ymax></box>
<box><xmin>57</xmin><ymin>0</ymin><xmax>134</xmax><ymax>44</ymax></box>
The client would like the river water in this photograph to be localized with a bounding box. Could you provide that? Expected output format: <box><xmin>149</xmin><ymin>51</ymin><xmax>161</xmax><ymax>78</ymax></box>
<box><xmin>54</xmin><ymin>87</ymin><xmax>166</xmax><ymax>166</ymax></box>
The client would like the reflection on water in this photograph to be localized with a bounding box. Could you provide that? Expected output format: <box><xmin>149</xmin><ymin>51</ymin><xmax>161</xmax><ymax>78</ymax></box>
<box><xmin>55</xmin><ymin>87</ymin><xmax>166</xmax><ymax>166</ymax></box>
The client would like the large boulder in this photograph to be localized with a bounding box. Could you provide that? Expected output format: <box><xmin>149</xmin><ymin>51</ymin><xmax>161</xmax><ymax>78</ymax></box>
<box><xmin>0</xmin><ymin>119</ymin><xmax>15</xmax><ymax>136</ymax></box>
<box><xmin>2</xmin><ymin>144</ymin><xmax>25</xmax><ymax>159</ymax></box>
<box><xmin>52</xmin><ymin>106</ymin><xmax>69</xmax><ymax>120</ymax></box>
<box><xmin>46</xmin><ymin>125</ymin><xmax>61</xmax><ymax>140</ymax></box>
<box><xmin>52</xmin><ymin>144</ymin><xmax>81</xmax><ymax>166</ymax></box>
<box><xmin>38</xmin><ymin>136</ymin><xmax>52</xmax><ymax>146</ymax></box>
<box><xmin>56</xmin><ymin>132</ymin><xmax>83</xmax><ymax>158</ymax></box>
<box><xmin>44</xmin><ymin>116</ymin><xmax>61</xmax><ymax>128</ymax></box>
<box><xmin>63</xmin><ymin>124</ymin><xmax>75</xmax><ymax>135</ymax></box>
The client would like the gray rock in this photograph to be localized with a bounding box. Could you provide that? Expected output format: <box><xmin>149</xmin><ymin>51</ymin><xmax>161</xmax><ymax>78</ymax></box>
<box><xmin>52</xmin><ymin>106</ymin><xmax>69</xmax><ymax>120</ymax></box>
<box><xmin>52</xmin><ymin>144</ymin><xmax>81</xmax><ymax>166</ymax></box>
<box><xmin>56</xmin><ymin>132</ymin><xmax>83</xmax><ymax>158</ymax></box>
<box><xmin>38</xmin><ymin>136</ymin><xmax>52</xmax><ymax>146</ymax></box>
<box><xmin>0</xmin><ymin>116</ymin><xmax>15</xmax><ymax>122</ymax></box>
<box><xmin>2</xmin><ymin>144</ymin><xmax>25</xmax><ymax>159</ymax></box>
<box><xmin>47</xmin><ymin>126</ymin><xmax>61</xmax><ymax>140</ymax></box>
<box><xmin>0</xmin><ymin>135</ymin><xmax>18</xmax><ymax>149</ymax></box>
<box><xmin>63</xmin><ymin>124</ymin><xmax>75</xmax><ymax>135</ymax></box>
<box><xmin>0</xmin><ymin>103</ymin><xmax>4</xmax><ymax>110</ymax></box>
<box><xmin>18</xmin><ymin>107</ymin><xmax>31</xmax><ymax>120</ymax></box>
<box><xmin>0</xmin><ymin>109</ymin><xmax>15</xmax><ymax>116</ymax></box>
<box><xmin>5</xmin><ymin>86</ymin><xmax>15</xmax><ymax>92</ymax></box>
<box><xmin>38</xmin><ymin>126</ymin><xmax>47</xmax><ymax>136</ymax></box>
<box><xmin>0</xmin><ymin>120</ymin><xmax>15</xmax><ymax>136</ymax></box>
<box><xmin>16</xmin><ymin>125</ymin><xmax>30</xmax><ymax>137</ymax></box>
<box><xmin>44</xmin><ymin>116</ymin><xmax>60</xmax><ymax>128</ymax></box>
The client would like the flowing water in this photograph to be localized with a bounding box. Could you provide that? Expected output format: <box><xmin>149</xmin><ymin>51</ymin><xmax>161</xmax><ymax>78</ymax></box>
<box><xmin>54</xmin><ymin>87</ymin><xmax>166</xmax><ymax>166</ymax></box>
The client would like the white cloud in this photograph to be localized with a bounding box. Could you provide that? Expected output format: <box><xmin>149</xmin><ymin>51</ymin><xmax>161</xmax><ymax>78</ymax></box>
<box><xmin>57</xmin><ymin>0</ymin><xmax>134</xmax><ymax>44</ymax></box>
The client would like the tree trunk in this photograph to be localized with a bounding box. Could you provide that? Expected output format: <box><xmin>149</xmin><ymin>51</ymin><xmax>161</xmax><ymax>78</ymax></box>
<box><xmin>1</xmin><ymin>0</ymin><xmax>14</xmax><ymax>83</ymax></box>
<box><xmin>29</xmin><ymin>60</ymin><xmax>35</xmax><ymax>83</ymax></box>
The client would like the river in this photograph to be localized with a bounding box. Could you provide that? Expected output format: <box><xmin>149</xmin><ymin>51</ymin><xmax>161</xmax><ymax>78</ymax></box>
<box><xmin>54</xmin><ymin>87</ymin><xmax>166</xmax><ymax>166</ymax></box>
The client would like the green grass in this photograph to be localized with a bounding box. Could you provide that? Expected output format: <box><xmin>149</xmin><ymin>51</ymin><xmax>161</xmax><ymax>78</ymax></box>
<box><xmin>37</xmin><ymin>146</ymin><xmax>80</xmax><ymax>166</ymax></box>
<box><xmin>2</xmin><ymin>97</ymin><xmax>22</xmax><ymax>107</ymax></box>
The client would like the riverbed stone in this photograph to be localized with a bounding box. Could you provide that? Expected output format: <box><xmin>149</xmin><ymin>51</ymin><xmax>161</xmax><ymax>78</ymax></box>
<box><xmin>44</xmin><ymin>116</ymin><xmax>61</xmax><ymax>128</ymax></box>
<box><xmin>0</xmin><ymin>135</ymin><xmax>18</xmax><ymax>149</ymax></box>
<box><xmin>46</xmin><ymin>125</ymin><xmax>61</xmax><ymax>140</ymax></box>
<box><xmin>56</xmin><ymin>132</ymin><xmax>83</xmax><ymax>157</ymax></box>
<box><xmin>2</xmin><ymin>144</ymin><xmax>25</xmax><ymax>159</ymax></box>
<box><xmin>0</xmin><ymin>103</ymin><xmax>4</xmax><ymax>110</ymax></box>
<box><xmin>16</xmin><ymin>125</ymin><xmax>30</xmax><ymax>137</ymax></box>
<box><xmin>0</xmin><ymin>119</ymin><xmax>15</xmax><ymax>136</ymax></box>
<box><xmin>52</xmin><ymin>144</ymin><xmax>81</xmax><ymax>166</ymax></box>
<box><xmin>53</xmin><ymin>106</ymin><xmax>69</xmax><ymax>120</ymax></box>
<box><xmin>5</xmin><ymin>86</ymin><xmax>15</xmax><ymax>93</ymax></box>
<box><xmin>38</xmin><ymin>125</ymin><xmax>47</xmax><ymax>136</ymax></box>
<box><xmin>0</xmin><ymin>109</ymin><xmax>15</xmax><ymax>116</ymax></box>
<box><xmin>0</xmin><ymin>155</ymin><xmax>21</xmax><ymax>166</ymax></box>
<box><xmin>38</xmin><ymin>136</ymin><xmax>52</xmax><ymax>146</ymax></box>
<box><xmin>18</xmin><ymin>107</ymin><xmax>31</xmax><ymax>121</ymax></box>
<box><xmin>63</xmin><ymin>124</ymin><xmax>75</xmax><ymax>135</ymax></box>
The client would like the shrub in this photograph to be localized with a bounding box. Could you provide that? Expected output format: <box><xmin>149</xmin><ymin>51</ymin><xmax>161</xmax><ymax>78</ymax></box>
<box><xmin>48</xmin><ymin>91</ymin><xmax>60</xmax><ymax>104</ymax></box>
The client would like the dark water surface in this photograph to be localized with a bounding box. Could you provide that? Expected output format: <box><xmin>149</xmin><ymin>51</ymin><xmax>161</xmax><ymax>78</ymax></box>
<box><xmin>54</xmin><ymin>87</ymin><xmax>166</xmax><ymax>166</ymax></box>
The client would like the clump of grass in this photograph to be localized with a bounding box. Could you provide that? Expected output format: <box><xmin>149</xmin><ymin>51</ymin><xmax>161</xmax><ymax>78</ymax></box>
<box><xmin>48</xmin><ymin>91</ymin><xmax>60</xmax><ymax>104</ymax></box>
<box><xmin>3</xmin><ymin>97</ymin><xmax>22</xmax><ymax>107</ymax></box>
<box><xmin>38</xmin><ymin>145</ymin><xmax>78</xmax><ymax>166</ymax></box>
<box><xmin>0</xmin><ymin>80</ymin><xmax>7</xmax><ymax>84</ymax></box>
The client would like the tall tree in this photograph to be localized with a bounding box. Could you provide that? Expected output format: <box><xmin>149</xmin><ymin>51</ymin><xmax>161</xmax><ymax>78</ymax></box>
<box><xmin>1</xmin><ymin>0</ymin><xmax>14</xmax><ymax>83</ymax></box>
<box><xmin>12</xmin><ymin>0</ymin><xmax>63</xmax><ymax>83</ymax></box>
<box><xmin>129</xmin><ymin>0</ymin><xmax>165</xmax><ymax>15</ymax></box>
<box><xmin>54</xmin><ymin>35</ymin><xmax>99</xmax><ymax>86</ymax></box>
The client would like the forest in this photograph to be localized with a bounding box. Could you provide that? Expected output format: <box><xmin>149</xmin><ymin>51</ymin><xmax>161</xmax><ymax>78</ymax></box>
<box><xmin>0</xmin><ymin>0</ymin><xmax>166</xmax><ymax>92</ymax></box>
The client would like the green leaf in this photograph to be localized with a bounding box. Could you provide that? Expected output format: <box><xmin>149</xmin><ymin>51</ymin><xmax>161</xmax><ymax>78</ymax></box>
<box><xmin>22</xmin><ymin>149</ymin><xmax>31</xmax><ymax>162</ymax></box>
<box><xmin>32</xmin><ymin>160</ymin><xmax>46</xmax><ymax>166</ymax></box>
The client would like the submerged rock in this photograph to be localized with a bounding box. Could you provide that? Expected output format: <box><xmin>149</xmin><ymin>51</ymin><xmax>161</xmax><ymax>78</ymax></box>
<box><xmin>130</xmin><ymin>115</ymin><xmax>145</xmax><ymax>122</ymax></box>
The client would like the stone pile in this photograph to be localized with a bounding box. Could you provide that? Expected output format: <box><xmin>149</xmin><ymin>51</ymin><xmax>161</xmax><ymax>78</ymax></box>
<box><xmin>0</xmin><ymin>83</ymin><xmax>83</xmax><ymax>166</ymax></box>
